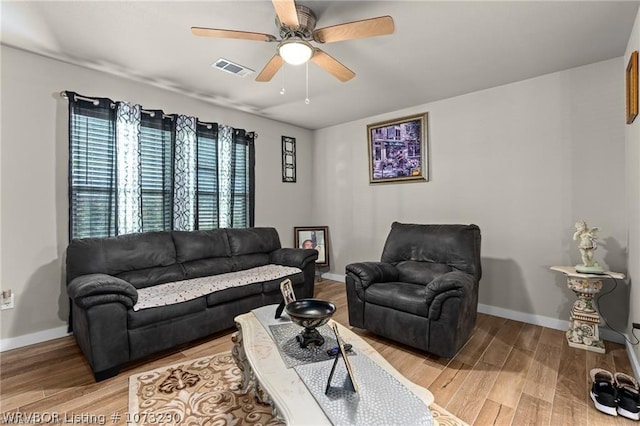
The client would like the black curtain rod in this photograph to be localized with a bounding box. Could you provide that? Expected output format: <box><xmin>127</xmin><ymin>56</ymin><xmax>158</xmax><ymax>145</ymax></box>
<box><xmin>60</xmin><ymin>91</ymin><xmax>115</xmax><ymax>108</ymax></box>
<box><xmin>140</xmin><ymin>109</ymin><xmax>173</xmax><ymax>120</ymax></box>
<box><xmin>61</xmin><ymin>91</ymin><xmax>257</xmax><ymax>138</ymax></box>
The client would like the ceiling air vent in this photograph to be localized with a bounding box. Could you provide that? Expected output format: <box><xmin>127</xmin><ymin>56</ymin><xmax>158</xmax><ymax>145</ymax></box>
<box><xmin>212</xmin><ymin>58</ymin><xmax>254</xmax><ymax>78</ymax></box>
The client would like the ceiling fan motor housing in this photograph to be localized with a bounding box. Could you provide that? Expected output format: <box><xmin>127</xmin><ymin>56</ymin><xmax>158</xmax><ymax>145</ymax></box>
<box><xmin>277</xmin><ymin>5</ymin><xmax>317</xmax><ymax>40</ymax></box>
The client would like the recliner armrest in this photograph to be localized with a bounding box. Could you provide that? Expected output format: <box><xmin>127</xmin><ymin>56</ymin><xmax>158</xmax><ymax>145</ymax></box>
<box><xmin>270</xmin><ymin>248</ymin><xmax>318</xmax><ymax>269</ymax></box>
<box><xmin>425</xmin><ymin>271</ymin><xmax>476</xmax><ymax>320</ymax></box>
<box><xmin>67</xmin><ymin>274</ymin><xmax>138</xmax><ymax>309</ymax></box>
<box><xmin>346</xmin><ymin>262</ymin><xmax>399</xmax><ymax>288</ymax></box>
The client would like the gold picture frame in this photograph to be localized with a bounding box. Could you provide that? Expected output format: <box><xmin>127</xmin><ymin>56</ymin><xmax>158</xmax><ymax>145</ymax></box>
<box><xmin>627</xmin><ymin>50</ymin><xmax>638</xmax><ymax>125</ymax></box>
<box><xmin>367</xmin><ymin>113</ymin><xmax>428</xmax><ymax>184</ymax></box>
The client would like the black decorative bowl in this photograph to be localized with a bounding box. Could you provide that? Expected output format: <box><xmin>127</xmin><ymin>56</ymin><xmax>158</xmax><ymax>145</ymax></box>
<box><xmin>285</xmin><ymin>298</ymin><xmax>336</xmax><ymax>348</ymax></box>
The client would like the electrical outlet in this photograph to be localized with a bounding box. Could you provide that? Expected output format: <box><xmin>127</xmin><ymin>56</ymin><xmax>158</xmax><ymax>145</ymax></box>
<box><xmin>633</xmin><ymin>323</ymin><xmax>640</xmax><ymax>330</ymax></box>
<box><xmin>1</xmin><ymin>292</ymin><xmax>14</xmax><ymax>310</ymax></box>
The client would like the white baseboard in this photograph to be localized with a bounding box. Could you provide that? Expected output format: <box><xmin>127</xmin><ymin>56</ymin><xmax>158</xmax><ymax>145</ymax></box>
<box><xmin>1</xmin><ymin>325</ymin><xmax>71</xmax><ymax>352</ymax></box>
<box><xmin>627</xmin><ymin>341</ymin><xmax>640</xmax><ymax>381</ymax></box>
<box><xmin>478</xmin><ymin>303</ymin><xmax>568</xmax><ymax>331</ymax></box>
<box><xmin>477</xmin><ymin>303</ymin><xmax>625</xmax><ymax>344</ymax></box>
<box><xmin>320</xmin><ymin>272</ymin><xmax>346</xmax><ymax>283</ymax></box>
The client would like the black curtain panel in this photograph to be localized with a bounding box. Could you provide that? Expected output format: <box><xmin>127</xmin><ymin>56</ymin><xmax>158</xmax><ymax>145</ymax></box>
<box><xmin>66</xmin><ymin>91</ymin><xmax>117</xmax><ymax>240</ymax></box>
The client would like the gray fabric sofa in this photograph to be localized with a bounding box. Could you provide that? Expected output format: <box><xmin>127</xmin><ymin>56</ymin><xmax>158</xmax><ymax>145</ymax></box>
<box><xmin>66</xmin><ymin>227</ymin><xmax>317</xmax><ymax>381</ymax></box>
<box><xmin>345</xmin><ymin>222</ymin><xmax>481</xmax><ymax>358</ymax></box>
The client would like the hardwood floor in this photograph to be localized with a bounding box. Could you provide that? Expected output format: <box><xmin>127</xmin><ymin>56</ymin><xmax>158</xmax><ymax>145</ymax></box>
<box><xmin>1</xmin><ymin>279</ymin><xmax>635</xmax><ymax>425</ymax></box>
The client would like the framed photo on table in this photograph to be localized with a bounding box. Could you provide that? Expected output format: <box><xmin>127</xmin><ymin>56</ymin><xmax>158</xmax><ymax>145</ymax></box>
<box><xmin>367</xmin><ymin>113</ymin><xmax>428</xmax><ymax>184</ymax></box>
<box><xmin>294</xmin><ymin>226</ymin><xmax>329</xmax><ymax>268</ymax></box>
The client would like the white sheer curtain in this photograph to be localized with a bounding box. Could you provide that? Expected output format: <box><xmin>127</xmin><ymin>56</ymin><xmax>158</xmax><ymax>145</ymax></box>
<box><xmin>173</xmin><ymin>115</ymin><xmax>198</xmax><ymax>231</ymax></box>
<box><xmin>115</xmin><ymin>102</ymin><xmax>142</xmax><ymax>234</ymax></box>
<box><xmin>218</xmin><ymin>126</ymin><xmax>233</xmax><ymax>228</ymax></box>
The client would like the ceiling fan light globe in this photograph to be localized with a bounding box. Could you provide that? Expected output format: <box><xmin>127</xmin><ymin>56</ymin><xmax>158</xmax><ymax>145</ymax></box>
<box><xmin>278</xmin><ymin>40</ymin><xmax>313</xmax><ymax>65</ymax></box>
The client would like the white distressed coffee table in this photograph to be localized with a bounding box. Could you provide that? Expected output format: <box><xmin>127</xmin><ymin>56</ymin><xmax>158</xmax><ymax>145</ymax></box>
<box><xmin>231</xmin><ymin>309</ymin><xmax>435</xmax><ymax>425</ymax></box>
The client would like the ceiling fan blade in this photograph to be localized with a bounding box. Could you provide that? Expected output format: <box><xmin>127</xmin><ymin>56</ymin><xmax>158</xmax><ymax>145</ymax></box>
<box><xmin>256</xmin><ymin>54</ymin><xmax>285</xmax><ymax>82</ymax></box>
<box><xmin>313</xmin><ymin>16</ymin><xmax>394</xmax><ymax>43</ymax></box>
<box><xmin>191</xmin><ymin>27</ymin><xmax>276</xmax><ymax>42</ymax></box>
<box><xmin>311</xmin><ymin>49</ymin><xmax>355</xmax><ymax>82</ymax></box>
<box><xmin>272</xmin><ymin>0</ymin><xmax>299</xmax><ymax>28</ymax></box>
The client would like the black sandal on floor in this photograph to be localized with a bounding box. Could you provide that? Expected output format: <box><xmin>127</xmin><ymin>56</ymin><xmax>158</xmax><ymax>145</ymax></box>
<box><xmin>590</xmin><ymin>368</ymin><xmax>618</xmax><ymax>416</ymax></box>
<box><xmin>615</xmin><ymin>372</ymin><xmax>640</xmax><ymax>420</ymax></box>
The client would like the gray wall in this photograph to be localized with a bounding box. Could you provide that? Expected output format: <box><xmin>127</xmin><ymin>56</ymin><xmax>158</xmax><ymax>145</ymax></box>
<box><xmin>312</xmin><ymin>58</ymin><xmax>628</xmax><ymax>328</ymax></box>
<box><xmin>0</xmin><ymin>45</ymin><xmax>314</xmax><ymax>345</ymax></box>
<box><xmin>626</xmin><ymin>8</ymin><xmax>640</xmax><ymax>372</ymax></box>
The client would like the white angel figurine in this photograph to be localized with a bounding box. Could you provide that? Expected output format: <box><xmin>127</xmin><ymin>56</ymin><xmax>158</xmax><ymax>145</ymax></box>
<box><xmin>572</xmin><ymin>220</ymin><xmax>603</xmax><ymax>273</ymax></box>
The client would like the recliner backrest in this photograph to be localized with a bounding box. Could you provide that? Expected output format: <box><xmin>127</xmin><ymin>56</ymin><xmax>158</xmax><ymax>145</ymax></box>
<box><xmin>381</xmin><ymin>222</ymin><xmax>482</xmax><ymax>280</ymax></box>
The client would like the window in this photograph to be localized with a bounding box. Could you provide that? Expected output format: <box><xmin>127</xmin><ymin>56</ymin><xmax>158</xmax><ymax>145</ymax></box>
<box><xmin>196</xmin><ymin>125</ymin><xmax>218</xmax><ymax>229</ymax></box>
<box><xmin>66</xmin><ymin>92</ymin><xmax>255</xmax><ymax>240</ymax></box>
<box><xmin>69</xmin><ymin>101</ymin><xmax>116</xmax><ymax>239</ymax></box>
<box><xmin>139</xmin><ymin>114</ymin><xmax>173</xmax><ymax>232</ymax></box>
<box><xmin>231</xmin><ymin>132</ymin><xmax>250</xmax><ymax>228</ymax></box>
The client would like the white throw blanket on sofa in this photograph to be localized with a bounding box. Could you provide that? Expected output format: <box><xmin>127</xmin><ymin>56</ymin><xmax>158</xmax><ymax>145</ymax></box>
<box><xmin>133</xmin><ymin>264</ymin><xmax>302</xmax><ymax>311</ymax></box>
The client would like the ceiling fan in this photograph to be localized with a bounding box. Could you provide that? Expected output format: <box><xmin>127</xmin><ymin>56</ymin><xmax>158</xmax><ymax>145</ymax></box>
<box><xmin>191</xmin><ymin>0</ymin><xmax>394</xmax><ymax>83</ymax></box>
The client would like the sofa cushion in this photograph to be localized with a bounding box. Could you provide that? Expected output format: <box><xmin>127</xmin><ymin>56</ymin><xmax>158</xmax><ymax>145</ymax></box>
<box><xmin>365</xmin><ymin>282</ymin><xmax>429</xmax><ymax>317</ymax></box>
<box><xmin>226</xmin><ymin>228</ymin><xmax>281</xmax><ymax>256</ymax></box>
<box><xmin>66</xmin><ymin>231</ymin><xmax>177</xmax><ymax>283</ymax></box>
<box><xmin>182</xmin><ymin>258</ymin><xmax>234</xmax><ymax>279</ymax></box>
<box><xmin>395</xmin><ymin>261</ymin><xmax>453</xmax><ymax>285</ymax></box>
<box><xmin>262</xmin><ymin>271</ymin><xmax>305</xmax><ymax>293</ymax></box>
<box><xmin>103</xmin><ymin>231</ymin><xmax>176</xmax><ymax>275</ymax></box>
<box><xmin>116</xmin><ymin>264</ymin><xmax>185</xmax><ymax>289</ymax></box>
<box><xmin>66</xmin><ymin>237</ymin><xmax>109</xmax><ymax>283</ymax></box>
<box><xmin>232</xmin><ymin>254</ymin><xmax>270</xmax><ymax>271</ymax></box>
<box><xmin>127</xmin><ymin>297</ymin><xmax>206</xmax><ymax>329</ymax></box>
<box><xmin>172</xmin><ymin>229</ymin><xmax>231</xmax><ymax>263</ymax></box>
<box><xmin>206</xmin><ymin>283</ymin><xmax>263</xmax><ymax>306</ymax></box>
<box><xmin>133</xmin><ymin>264</ymin><xmax>302</xmax><ymax>311</ymax></box>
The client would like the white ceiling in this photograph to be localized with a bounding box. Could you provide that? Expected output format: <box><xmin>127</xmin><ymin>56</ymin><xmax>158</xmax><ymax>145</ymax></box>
<box><xmin>2</xmin><ymin>1</ymin><xmax>638</xmax><ymax>130</ymax></box>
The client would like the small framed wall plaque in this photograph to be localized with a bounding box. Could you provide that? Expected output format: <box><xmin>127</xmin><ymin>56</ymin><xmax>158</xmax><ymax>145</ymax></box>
<box><xmin>282</xmin><ymin>136</ymin><xmax>296</xmax><ymax>182</ymax></box>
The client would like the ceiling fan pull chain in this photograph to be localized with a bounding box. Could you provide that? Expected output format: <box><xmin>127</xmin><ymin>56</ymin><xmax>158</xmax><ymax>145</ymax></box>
<box><xmin>280</xmin><ymin>65</ymin><xmax>286</xmax><ymax>95</ymax></box>
<box><xmin>305</xmin><ymin>62</ymin><xmax>310</xmax><ymax>105</ymax></box>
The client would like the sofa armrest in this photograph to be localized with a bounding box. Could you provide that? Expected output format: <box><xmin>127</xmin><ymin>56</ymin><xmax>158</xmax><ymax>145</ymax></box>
<box><xmin>346</xmin><ymin>262</ymin><xmax>399</xmax><ymax>289</ymax></box>
<box><xmin>67</xmin><ymin>274</ymin><xmax>138</xmax><ymax>309</ymax></box>
<box><xmin>425</xmin><ymin>271</ymin><xmax>476</xmax><ymax>320</ymax></box>
<box><xmin>270</xmin><ymin>248</ymin><xmax>318</xmax><ymax>269</ymax></box>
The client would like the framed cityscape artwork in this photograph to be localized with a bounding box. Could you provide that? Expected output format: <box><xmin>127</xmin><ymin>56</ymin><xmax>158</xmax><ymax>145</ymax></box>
<box><xmin>367</xmin><ymin>113</ymin><xmax>428</xmax><ymax>184</ymax></box>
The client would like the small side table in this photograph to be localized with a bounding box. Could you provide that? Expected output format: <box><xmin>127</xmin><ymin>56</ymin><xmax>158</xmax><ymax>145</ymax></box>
<box><xmin>550</xmin><ymin>266</ymin><xmax>625</xmax><ymax>353</ymax></box>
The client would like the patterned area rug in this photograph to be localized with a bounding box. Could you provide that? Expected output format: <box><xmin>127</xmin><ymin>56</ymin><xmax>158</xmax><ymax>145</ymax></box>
<box><xmin>128</xmin><ymin>352</ymin><xmax>467</xmax><ymax>426</ymax></box>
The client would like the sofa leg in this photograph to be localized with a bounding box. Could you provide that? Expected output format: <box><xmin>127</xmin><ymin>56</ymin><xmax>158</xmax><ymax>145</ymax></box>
<box><xmin>94</xmin><ymin>366</ymin><xmax>120</xmax><ymax>382</ymax></box>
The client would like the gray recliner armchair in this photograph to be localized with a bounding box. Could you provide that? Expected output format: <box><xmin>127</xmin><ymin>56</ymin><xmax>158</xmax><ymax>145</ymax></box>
<box><xmin>345</xmin><ymin>222</ymin><xmax>481</xmax><ymax>358</ymax></box>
